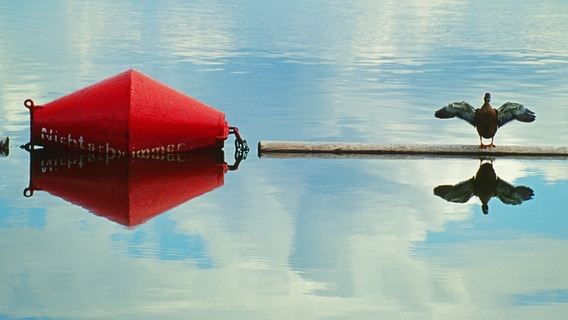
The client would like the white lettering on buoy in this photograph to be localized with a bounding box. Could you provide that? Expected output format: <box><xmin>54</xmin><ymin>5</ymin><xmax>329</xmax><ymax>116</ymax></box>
<box><xmin>41</xmin><ymin>127</ymin><xmax>88</xmax><ymax>150</ymax></box>
<box><xmin>130</xmin><ymin>142</ymin><xmax>187</xmax><ymax>156</ymax></box>
<box><xmin>40</xmin><ymin>127</ymin><xmax>188</xmax><ymax>155</ymax></box>
<box><xmin>40</xmin><ymin>127</ymin><xmax>126</xmax><ymax>155</ymax></box>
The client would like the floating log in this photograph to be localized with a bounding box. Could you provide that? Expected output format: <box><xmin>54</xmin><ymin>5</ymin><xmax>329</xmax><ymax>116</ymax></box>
<box><xmin>257</xmin><ymin>141</ymin><xmax>568</xmax><ymax>159</ymax></box>
<box><xmin>0</xmin><ymin>136</ymin><xmax>8</xmax><ymax>157</ymax></box>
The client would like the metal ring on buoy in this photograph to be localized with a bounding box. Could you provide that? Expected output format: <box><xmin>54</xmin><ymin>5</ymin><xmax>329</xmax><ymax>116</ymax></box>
<box><xmin>24</xmin><ymin>99</ymin><xmax>35</xmax><ymax>109</ymax></box>
<box><xmin>23</xmin><ymin>187</ymin><xmax>34</xmax><ymax>197</ymax></box>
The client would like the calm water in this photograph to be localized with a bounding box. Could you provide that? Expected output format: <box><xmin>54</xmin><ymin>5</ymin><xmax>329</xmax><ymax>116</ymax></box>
<box><xmin>1</xmin><ymin>1</ymin><xmax>568</xmax><ymax>319</ymax></box>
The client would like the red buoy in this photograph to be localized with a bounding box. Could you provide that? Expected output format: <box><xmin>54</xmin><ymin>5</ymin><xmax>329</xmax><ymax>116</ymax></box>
<box><xmin>24</xmin><ymin>149</ymin><xmax>230</xmax><ymax>227</ymax></box>
<box><xmin>24</xmin><ymin>69</ymin><xmax>246</xmax><ymax>154</ymax></box>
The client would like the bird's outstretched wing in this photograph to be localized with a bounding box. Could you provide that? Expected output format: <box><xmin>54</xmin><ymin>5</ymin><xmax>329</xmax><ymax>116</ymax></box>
<box><xmin>434</xmin><ymin>178</ymin><xmax>475</xmax><ymax>203</ymax></box>
<box><xmin>435</xmin><ymin>102</ymin><xmax>476</xmax><ymax>126</ymax></box>
<box><xmin>495</xmin><ymin>178</ymin><xmax>534</xmax><ymax>205</ymax></box>
<box><xmin>497</xmin><ymin>102</ymin><xmax>536</xmax><ymax>127</ymax></box>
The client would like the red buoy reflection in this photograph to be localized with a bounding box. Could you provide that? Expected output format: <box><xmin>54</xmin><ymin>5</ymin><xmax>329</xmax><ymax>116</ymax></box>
<box><xmin>24</xmin><ymin>149</ymin><xmax>231</xmax><ymax>227</ymax></box>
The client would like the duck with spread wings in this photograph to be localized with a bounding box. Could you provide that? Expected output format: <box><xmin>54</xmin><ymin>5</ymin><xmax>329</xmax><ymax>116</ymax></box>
<box><xmin>435</xmin><ymin>93</ymin><xmax>535</xmax><ymax>148</ymax></box>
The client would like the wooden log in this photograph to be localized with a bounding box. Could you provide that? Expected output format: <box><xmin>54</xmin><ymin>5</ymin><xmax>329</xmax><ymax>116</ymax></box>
<box><xmin>0</xmin><ymin>136</ymin><xmax>8</xmax><ymax>157</ymax></box>
<box><xmin>257</xmin><ymin>141</ymin><xmax>568</xmax><ymax>159</ymax></box>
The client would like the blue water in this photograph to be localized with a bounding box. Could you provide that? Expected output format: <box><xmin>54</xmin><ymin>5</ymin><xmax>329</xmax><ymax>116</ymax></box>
<box><xmin>1</xmin><ymin>1</ymin><xmax>568</xmax><ymax>319</ymax></box>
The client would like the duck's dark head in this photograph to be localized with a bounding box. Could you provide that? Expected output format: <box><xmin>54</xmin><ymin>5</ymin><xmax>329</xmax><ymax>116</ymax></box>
<box><xmin>483</xmin><ymin>92</ymin><xmax>491</xmax><ymax>103</ymax></box>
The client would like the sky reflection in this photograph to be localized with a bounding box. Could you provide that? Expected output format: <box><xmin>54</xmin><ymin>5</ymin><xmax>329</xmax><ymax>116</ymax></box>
<box><xmin>2</xmin><ymin>154</ymin><xmax>567</xmax><ymax>319</ymax></box>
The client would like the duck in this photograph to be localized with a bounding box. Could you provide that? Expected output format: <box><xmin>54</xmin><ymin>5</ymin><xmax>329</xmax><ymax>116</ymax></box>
<box><xmin>435</xmin><ymin>93</ymin><xmax>536</xmax><ymax>148</ymax></box>
<box><xmin>433</xmin><ymin>160</ymin><xmax>534</xmax><ymax>214</ymax></box>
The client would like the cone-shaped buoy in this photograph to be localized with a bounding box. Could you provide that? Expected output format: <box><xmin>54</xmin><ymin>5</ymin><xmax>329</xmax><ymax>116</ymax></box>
<box><xmin>24</xmin><ymin>69</ymin><xmax>247</xmax><ymax>154</ymax></box>
<box><xmin>24</xmin><ymin>149</ymin><xmax>230</xmax><ymax>227</ymax></box>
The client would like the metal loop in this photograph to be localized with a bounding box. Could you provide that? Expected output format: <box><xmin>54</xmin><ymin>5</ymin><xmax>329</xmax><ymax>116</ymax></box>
<box><xmin>228</xmin><ymin>127</ymin><xmax>249</xmax><ymax>170</ymax></box>
<box><xmin>21</xmin><ymin>142</ymin><xmax>34</xmax><ymax>152</ymax></box>
<box><xmin>23</xmin><ymin>187</ymin><xmax>34</xmax><ymax>197</ymax></box>
<box><xmin>24</xmin><ymin>99</ymin><xmax>35</xmax><ymax>109</ymax></box>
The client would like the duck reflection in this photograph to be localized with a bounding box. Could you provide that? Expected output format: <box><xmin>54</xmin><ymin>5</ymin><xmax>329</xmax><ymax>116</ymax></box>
<box><xmin>434</xmin><ymin>159</ymin><xmax>534</xmax><ymax>214</ymax></box>
<box><xmin>23</xmin><ymin>149</ymin><xmax>237</xmax><ymax>226</ymax></box>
